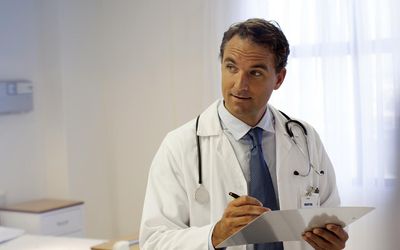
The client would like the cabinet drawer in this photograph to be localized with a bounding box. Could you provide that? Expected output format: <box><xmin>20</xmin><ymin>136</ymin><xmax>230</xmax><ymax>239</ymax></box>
<box><xmin>42</xmin><ymin>206</ymin><xmax>83</xmax><ymax>235</ymax></box>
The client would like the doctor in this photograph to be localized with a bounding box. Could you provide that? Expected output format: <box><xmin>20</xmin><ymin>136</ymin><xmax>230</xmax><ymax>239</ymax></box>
<box><xmin>139</xmin><ymin>18</ymin><xmax>348</xmax><ymax>250</ymax></box>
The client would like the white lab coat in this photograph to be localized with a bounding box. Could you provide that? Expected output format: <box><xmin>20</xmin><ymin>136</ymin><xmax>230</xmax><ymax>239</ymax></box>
<box><xmin>139</xmin><ymin>100</ymin><xmax>340</xmax><ymax>250</ymax></box>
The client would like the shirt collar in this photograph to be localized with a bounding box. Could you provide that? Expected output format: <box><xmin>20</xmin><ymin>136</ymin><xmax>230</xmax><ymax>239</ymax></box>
<box><xmin>217</xmin><ymin>101</ymin><xmax>275</xmax><ymax>141</ymax></box>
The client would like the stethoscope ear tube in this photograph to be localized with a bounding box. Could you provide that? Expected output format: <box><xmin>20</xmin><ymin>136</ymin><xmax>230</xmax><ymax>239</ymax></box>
<box><xmin>286</xmin><ymin>119</ymin><xmax>308</xmax><ymax>137</ymax></box>
<box><xmin>195</xmin><ymin>115</ymin><xmax>202</xmax><ymax>185</ymax></box>
<box><xmin>279</xmin><ymin>110</ymin><xmax>308</xmax><ymax>137</ymax></box>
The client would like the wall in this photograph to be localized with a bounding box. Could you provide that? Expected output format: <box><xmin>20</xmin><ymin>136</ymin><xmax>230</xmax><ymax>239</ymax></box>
<box><xmin>101</xmin><ymin>0</ymin><xmax>216</xmax><ymax>235</ymax></box>
<box><xmin>0</xmin><ymin>0</ymin><xmax>115</xmax><ymax>238</ymax></box>
<box><xmin>0</xmin><ymin>0</ymin><xmax>224</xmax><ymax>239</ymax></box>
<box><xmin>0</xmin><ymin>0</ymin><xmax>46</xmax><ymax>208</ymax></box>
<box><xmin>55</xmin><ymin>0</ymin><xmax>115</xmax><ymax>238</ymax></box>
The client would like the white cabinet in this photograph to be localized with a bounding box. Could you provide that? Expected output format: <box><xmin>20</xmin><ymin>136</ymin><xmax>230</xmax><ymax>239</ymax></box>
<box><xmin>0</xmin><ymin>199</ymin><xmax>84</xmax><ymax>237</ymax></box>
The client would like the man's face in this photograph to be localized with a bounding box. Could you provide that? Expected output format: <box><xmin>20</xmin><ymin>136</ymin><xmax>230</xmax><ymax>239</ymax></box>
<box><xmin>221</xmin><ymin>35</ymin><xmax>286</xmax><ymax>126</ymax></box>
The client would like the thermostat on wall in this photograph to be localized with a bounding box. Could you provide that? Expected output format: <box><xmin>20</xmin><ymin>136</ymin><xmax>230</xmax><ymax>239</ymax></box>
<box><xmin>0</xmin><ymin>80</ymin><xmax>33</xmax><ymax>114</ymax></box>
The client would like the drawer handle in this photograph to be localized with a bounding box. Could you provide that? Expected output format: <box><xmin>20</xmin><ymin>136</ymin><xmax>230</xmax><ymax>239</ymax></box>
<box><xmin>56</xmin><ymin>220</ymin><xmax>69</xmax><ymax>226</ymax></box>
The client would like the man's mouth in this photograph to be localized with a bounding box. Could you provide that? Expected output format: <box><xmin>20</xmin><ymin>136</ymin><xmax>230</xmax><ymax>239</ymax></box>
<box><xmin>231</xmin><ymin>94</ymin><xmax>251</xmax><ymax>100</ymax></box>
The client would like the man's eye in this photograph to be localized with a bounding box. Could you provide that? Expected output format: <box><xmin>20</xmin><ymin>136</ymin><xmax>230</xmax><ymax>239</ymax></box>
<box><xmin>226</xmin><ymin>64</ymin><xmax>237</xmax><ymax>72</ymax></box>
<box><xmin>251</xmin><ymin>70</ymin><xmax>263</xmax><ymax>77</ymax></box>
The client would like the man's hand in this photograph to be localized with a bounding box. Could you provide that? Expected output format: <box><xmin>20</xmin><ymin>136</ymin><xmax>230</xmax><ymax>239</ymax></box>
<box><xmin>303</xmin><ymin>224</ymin><xmax>349</xmax><ymax>250</ymax></box>
<box><xmin>211</xmin><ymin>196</ymin><xmax>268</xmax><ymax>248</ymax></box>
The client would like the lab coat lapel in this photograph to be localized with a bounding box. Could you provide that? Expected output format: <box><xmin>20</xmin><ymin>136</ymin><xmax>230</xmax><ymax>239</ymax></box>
<box><xmin>198</xmin><ymin>99</ymin><xmax>247</xmax><ymax>204</ymax></box>
<box><xmin>218</xmin><ymin>134</ymin><xmax>248</xmax><ymax>194</ymax></box>
<box><xmin>196</xmin><ymin>100</ymin><xmax>221</xmax><ymax>137</ymax></box>
<box><xmin>269</xmin><ymin>106</ymin><xmax>299</xmax><ymax>209</ymax></box>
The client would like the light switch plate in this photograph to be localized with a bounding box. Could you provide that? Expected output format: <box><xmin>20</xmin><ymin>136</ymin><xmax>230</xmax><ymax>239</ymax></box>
<box><xmin>0</xmin><ymin>80</ymin><xmax>33</xmax><ymax>114</ymax></box>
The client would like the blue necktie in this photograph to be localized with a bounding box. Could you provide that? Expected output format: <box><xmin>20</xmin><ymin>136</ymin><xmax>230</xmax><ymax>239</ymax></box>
<box><xmin>248</xmin><ymin>127</ymin><xmax>283</xmax><ymax>250</ymax></box>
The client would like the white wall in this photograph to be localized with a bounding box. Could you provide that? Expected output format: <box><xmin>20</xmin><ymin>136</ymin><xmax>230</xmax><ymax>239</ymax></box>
<box><xmin>0</xmin><ymin>0</ymin><xmax>115</xmax><ymax>238</ymax></box>
<box><xmin>101</xmin><ymin>0</ymin><xmax>220</xmax><ymax>235</ymax></box>
<box><xmin>55</xmin><ymin>0</ymin><xmax>116</xmax><ymax>238</ymax></box>
<box><xmin>0</xmin><ymin>0</ymin><xmax>46</xmax><ymax>207</ymax></box>
<box><xmin>0</xmin><ymin>0</ymin><xmax>223</xmax><ymax>239</ymax></box>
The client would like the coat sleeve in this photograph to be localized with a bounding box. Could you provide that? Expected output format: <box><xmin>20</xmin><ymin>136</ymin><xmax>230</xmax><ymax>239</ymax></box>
<box><xmin>139</xmin><ymin>132</ymin><xmax>212</xmax><ymax>250</ymax></box>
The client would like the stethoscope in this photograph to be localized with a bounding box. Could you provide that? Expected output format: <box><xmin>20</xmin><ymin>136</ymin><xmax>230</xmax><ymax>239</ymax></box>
<box><xmin>194</xmin><ymin>111</ymin><xmax>324</xmax><ymax>203</ymax></box>
<box><xmin>278</xmin><ymin>111</ymin><xmax>325</xmax><ymax>178</ymax></box>
<box><xmin>194</xmin><ymin>115</ymin><xmax>210</xmax><ymax>204</ymax></box>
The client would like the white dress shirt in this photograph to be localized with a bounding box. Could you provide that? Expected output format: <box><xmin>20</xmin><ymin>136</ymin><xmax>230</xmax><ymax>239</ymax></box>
<box><xmin>208</xmin><ymin>101</ymin><xmax>279</xmax><ymax>250</ymax></box>
<box><xmin>217</xmin><ymin>101</ymin><xmax>278</xmax><ymax>200</ymax></box>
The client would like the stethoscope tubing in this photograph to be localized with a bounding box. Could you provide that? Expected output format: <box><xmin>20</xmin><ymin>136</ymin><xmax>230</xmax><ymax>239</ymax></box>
<box><xmin>279</xmin><ymin>111</ymin><xmax>324</xmax><ymax>177</ymax></box>
<box><xmin>195</xmin><ymin>115</ymin><xmax>202</xmax><ymax>185</ymax></box>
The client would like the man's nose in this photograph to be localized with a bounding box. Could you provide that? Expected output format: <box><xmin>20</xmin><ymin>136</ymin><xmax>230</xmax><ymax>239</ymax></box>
<box><xmin>234</xmin><ymin>71</ymin><xmax>249</xmax><ymax>90</ymax></box>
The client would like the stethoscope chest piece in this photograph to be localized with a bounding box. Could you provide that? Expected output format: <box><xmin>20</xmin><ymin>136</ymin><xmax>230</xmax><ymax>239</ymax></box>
<box><xmin>195</xmin><ymin>185</ymin><xmax>209</xmax><ymax>204</ymax></box>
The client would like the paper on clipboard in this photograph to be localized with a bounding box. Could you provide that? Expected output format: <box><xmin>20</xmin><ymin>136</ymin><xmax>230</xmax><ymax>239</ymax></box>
<box><xmin>217</xmin><ymin>206</ymin><xmax>374</xmax><ymax>248</ymax></box>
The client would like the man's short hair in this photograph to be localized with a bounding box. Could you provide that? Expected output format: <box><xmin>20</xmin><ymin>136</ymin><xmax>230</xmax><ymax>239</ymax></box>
<box><xmin>219</xmin><ymin>18</ymin><xmax>290</xmax><ymax>72</ymax></box>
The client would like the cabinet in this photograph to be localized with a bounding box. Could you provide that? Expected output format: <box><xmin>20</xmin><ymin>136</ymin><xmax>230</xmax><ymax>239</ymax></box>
<box><xmin>0</xmin><ymin>199</ymin><xmax>84</xmax><ymax>237</ymax></box>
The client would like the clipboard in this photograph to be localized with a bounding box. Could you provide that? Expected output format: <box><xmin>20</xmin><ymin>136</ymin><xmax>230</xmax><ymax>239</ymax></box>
<box><xmin>217</xmin><ymin>206</ymin><xmax>374</xmax><ymax>248</ymax></box>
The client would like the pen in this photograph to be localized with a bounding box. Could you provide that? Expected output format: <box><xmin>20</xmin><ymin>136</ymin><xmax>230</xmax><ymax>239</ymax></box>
<box><xmin>229</xmin><ymin>192</ymin><xmax>240</xmax><ymax>199</ymax></box>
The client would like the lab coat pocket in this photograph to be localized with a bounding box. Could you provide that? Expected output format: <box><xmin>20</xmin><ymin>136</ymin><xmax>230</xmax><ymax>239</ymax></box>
<box><xmin>279</xmin><ymin>145</ymin><xmax>314</xmax><ymax>209</ymax></box>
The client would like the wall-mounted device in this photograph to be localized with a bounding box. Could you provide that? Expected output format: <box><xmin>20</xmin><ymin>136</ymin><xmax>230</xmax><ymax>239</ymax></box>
<box><xmin>0</xmin><ymin>80</ymin><xmax>33</xmax><ymax>115</ymax></box>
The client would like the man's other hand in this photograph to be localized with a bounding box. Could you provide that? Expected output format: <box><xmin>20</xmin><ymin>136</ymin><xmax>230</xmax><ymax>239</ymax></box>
<box><xmin>303</xmin><ymin>223</ymin><xmax>349</xmax><ymax>250</ymax></box>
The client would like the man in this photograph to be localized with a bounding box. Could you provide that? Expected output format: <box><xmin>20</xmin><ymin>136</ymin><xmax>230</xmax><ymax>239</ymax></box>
<box><xmin>139</xmin><ymin>18</ymin><xmax>348</xmax><ymax>250</ymax></box>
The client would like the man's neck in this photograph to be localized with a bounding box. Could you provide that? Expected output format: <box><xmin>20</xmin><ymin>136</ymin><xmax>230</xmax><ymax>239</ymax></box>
<box><xmin>223</xmin><ymin>103</ymin><xmax>267</xmax><ymax>127</ymax></box>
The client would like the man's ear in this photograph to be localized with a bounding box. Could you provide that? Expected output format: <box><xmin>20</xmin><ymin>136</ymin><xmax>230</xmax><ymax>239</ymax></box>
<box><xmin>274</xmin><ymin>68</ymin><xmax>286</xmax><ymax>90</ymax></box>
